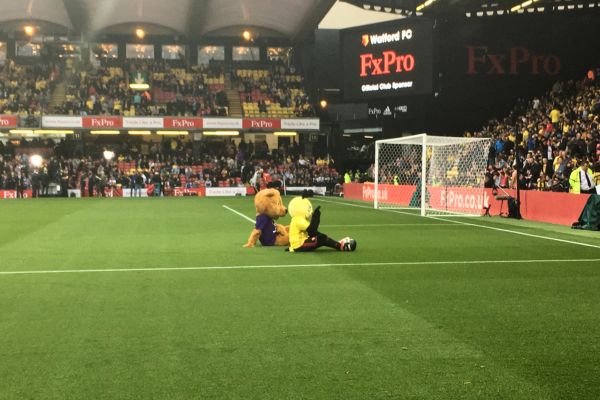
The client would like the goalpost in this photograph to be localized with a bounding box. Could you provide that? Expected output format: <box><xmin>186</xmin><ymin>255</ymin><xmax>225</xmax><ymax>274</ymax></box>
<box><xmin>374</xmin><ymin>134</ymin><xmax>492</xmax><ymax>216</ymax></box>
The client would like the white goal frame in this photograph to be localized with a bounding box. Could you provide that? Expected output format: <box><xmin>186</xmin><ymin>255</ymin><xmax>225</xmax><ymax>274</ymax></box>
<box><xmin>374</xmin><ymin>134</ymin><xmax>491</xmax><ymax>216</ymax></box>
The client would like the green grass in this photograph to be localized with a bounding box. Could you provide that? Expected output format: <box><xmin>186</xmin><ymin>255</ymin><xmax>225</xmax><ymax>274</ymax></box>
<box><xmin>1</xmin><ymin>196</ymin><xmax>599</xmax><ymax>399</ymax></box>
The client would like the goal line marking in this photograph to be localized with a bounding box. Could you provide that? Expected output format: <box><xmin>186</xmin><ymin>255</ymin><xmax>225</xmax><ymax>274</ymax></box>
<box><xmin>313</xmin><ymin>197</ymin><xmax>600</xmax><ymax>250</ymax></box>
<box><xmin>1</xmin><ymin>258</ymin><xmax>599</xmax><ymax>276</ymax></box>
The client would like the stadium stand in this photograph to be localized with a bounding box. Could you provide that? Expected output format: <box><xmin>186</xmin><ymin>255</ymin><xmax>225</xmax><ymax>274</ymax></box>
<box><xmin>469</xmin><ymin>68</ymin><xmax>600</xmax><ymax>192</ymax></box>
<box><xmin>0</xmin><ymin>60</ymin><xmax>59</xmax><ymax>122</ymax></box>
<box><xmin>0</xmin><ymin>136</ymin><xmax>339</xmax><ymax>197</ymax></box>
<box><xmin>234</xmin><ymin>63</ymin><xmax>315</xmax><ymax>118</ymax></box>
<box><xmin>59</xmin><ymin>61</ymin><xmax>229</xmax><ymax>117</ymax></box>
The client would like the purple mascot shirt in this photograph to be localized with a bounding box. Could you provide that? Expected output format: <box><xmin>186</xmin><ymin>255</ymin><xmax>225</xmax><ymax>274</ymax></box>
<box><xmin>256</xmin><ymin>214</ymin><xmax>277</xmax><ymax>246</ymax></box>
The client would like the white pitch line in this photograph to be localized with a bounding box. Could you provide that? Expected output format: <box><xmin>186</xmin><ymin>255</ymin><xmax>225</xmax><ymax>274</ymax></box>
<box><xmin>221</xmin><ymin>203</ymin><xmax>446</xmax><ymax>228</ymax></box>
<box><xmin>429</xmin><ymin>216</ymin><xmax>600</xmax><ymax>250</ymax></box>
<box><xmin>314</xmin><ymin>197</ymin><xmax>424</xmax><ymax>219</ymax></box>
<box><xmin>321</xmin><ymin>223</ymin><xmax>457</xmax><ymax>227</ymax></box>
<box><xmin>222</xmin><ymin>205</ymin><xmax>255</xmax><ymax>224</ymax></box>
<box><xmin>1</xmin><ymin>258</ymin><xmax>599</xmax><ymax>276</ymax></box>
<box><xmin>314</xmin><ymin>197</ymin><xmax>600</xmax><ymax>250</ymax></box>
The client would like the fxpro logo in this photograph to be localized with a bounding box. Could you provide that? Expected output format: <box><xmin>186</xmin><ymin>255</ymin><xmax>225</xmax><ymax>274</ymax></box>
<box><xmin>369</xmin><ymin>105</ymin><xmax>408</xmax><ymax>118</ymax></box>
<box><xmin>440</xmin><ymin>189</ymin><xmax>490</xmax><ymax>211</ymax></box>
<box><xmin>362</xmin><ymin>29</ymin><xmax>412</xmax><ymax>47</ymax></box>
<box><xmin>362</xmin><ymin>184</ymin><xmax>388</xmax><ymax>201</ymax></box>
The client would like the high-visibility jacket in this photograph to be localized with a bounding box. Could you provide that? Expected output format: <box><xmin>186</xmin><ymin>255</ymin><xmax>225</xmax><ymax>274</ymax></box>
<box><xmin>569</xmin><ymin>167</ymin><xmax>581</xmax><ymax>194</ymax></box>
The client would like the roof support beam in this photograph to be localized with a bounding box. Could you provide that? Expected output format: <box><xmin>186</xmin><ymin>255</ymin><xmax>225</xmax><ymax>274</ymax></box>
<box><xmin>185</xmin><ymin>0</ymin><xmax>209</xmax><ymax>39</ymax></box>
<box><xmin>62</xmin><ymin>0</ymin><xmax>89</xmax><ymax>35</ymax></box>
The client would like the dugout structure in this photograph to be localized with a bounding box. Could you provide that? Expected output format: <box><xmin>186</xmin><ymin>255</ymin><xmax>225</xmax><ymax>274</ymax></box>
<box><xmin>374</xmin><ymin>134</ymin><xmax>492</xmax><ymax>216</ymax></box>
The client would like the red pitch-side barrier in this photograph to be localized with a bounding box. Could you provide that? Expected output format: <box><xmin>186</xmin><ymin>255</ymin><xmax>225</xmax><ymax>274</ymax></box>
<box><xmin>0</xmin><ymin>190</ymin><xmax>33</xmax><ymax>199</ymax></box>
<box><xmin>344</xmin><ymin>183</ymin><xmax>591</xmax><ymax>226</ymax></box>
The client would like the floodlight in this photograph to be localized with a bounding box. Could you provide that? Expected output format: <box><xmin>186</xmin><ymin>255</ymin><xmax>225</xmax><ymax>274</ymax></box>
<box><xmin>24</xmin><ymin>25</ymin><xmax>35</xmax><ymax>36</ymax></box>
<box><xmin>103</xmin><ymin>151</ymin><xmax>115</xmax><ymax>161</ymax></box>
<box><xmin>30</xmin><ymin>154</ymin><xmax>43</xmax><ymax>168</ymax></box>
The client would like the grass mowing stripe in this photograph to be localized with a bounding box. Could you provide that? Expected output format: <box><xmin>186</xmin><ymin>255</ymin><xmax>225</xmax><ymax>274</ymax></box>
<box><xmin>315</xmin><ymin>197</ymin><xmax>600</xmax><ymax>250</ymax></box>
<box><xmin>1</xmin><ymin>258</ymin><xmax>599</xmax><ymax>276</ymax></box>
<box><xmin>222</xmin><ymin>204</ymin><xmax>255</xmax><ymax>223</ymax></box>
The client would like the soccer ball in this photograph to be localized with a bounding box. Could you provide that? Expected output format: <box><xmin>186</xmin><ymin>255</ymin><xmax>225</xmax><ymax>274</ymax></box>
<box><xmin>340</xmin><ymin>237</ymin><xmax>357</xmax><ymax>252</ymax></box>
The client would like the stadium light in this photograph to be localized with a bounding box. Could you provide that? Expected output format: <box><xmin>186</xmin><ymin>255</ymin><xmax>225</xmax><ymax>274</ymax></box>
<box><xmin>128</xmin><ymin>130</ymin><xmax>152</xmax><ymax>135</ymax></box>
<box><xmin>30</xmin><ymin>154</ymin><xmax>43</xmax><ymax>168</ymax></box>
<box><xmin>416</xmin><ymin>0</ymin><xmax>437</xmax><ymax>12</ymax></box>
<box><xmin>9</xmin><ymin>129</ymin><xmax>34</xmax><ymax>135</ymax></box>
<box><xmin>135</xmin><ymin>28</ymin><xmax>145</xmax><ymax>39</ymax></box>
<box><xmin>242</xmin><ymin>30</ymin><xmax>252</xmax><ymax>41</ymax></box>
<box><xmin>320</xmin><ymin>99</ymin><xmax>328</xmax><ymax>109</ymax></box>
<box><xmin>91</xmin><ymin>130</ymin><xmax>120</xmax><ymax>135</ymax></box>
<box><xmin>33</xmin><ymin>130</ymin><xmax>74</xmax><ymax>135</ymax></box>
<box><xmin>103</xmin><ymin>151</ymin><xmax>115</xmax><ymax>161</ymax></box>
<box><xmin>24</xmin><ymin>25</ymin><xmax>35</xmax><ymax>36</ymax></box>
<box><xmin>129</xmin><ymin>83</ymin><xmax>150</xmax><ymax>90</ymax></box>
<box><xmin>511</xmin><ymin>0</ymin><xmax>540</xmax><ymax>12</ymax></box>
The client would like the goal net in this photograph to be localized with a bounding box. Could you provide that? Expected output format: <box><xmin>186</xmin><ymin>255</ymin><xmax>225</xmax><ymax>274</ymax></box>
<box><xmin>374</xmin><ymin>134</ymin><xmax>491</xmax><ymax>216</ymax></box>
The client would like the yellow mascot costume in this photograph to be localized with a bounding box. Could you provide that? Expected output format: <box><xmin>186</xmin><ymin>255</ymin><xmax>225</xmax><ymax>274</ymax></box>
<box><xmin>287</xmin><ymin>193</ymin><xmax>356</xmax><ymax>252</ymax></box>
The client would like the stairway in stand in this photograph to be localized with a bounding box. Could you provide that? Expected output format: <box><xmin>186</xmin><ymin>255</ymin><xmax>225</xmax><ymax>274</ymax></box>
<box><xmin>223</xmin><ymin>72</ymin><xmax>243</xmax><ymax>117</ymax></box>
<box><xmin>47</xmin><ymin>70</ymin><xmax>71</xmax><ymax>113</ymax></box>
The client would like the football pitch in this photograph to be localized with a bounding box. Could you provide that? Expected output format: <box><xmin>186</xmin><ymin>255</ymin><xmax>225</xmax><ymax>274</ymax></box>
<box><xmin>1</xmin><ymin>196</ymin><xmax>599</xmax><ymax>399</ymax></box>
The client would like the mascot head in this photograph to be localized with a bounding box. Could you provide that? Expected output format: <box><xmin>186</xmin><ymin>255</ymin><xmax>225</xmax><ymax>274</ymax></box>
<box><xmin>288</xmin><ymin>196</ymin><xmax>313</xmax><ymax>220</ymax></box>
<box><xmin>254</xmin><ymin>188</ymin><xmax>287</xmax><ymax>219</ymax></box>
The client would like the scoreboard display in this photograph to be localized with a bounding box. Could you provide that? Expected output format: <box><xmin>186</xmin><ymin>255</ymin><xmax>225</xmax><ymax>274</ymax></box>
<box><xmin>341</xmin><ymin>18</ymin><xmax>434</xmax><ymax>101</ymax></box>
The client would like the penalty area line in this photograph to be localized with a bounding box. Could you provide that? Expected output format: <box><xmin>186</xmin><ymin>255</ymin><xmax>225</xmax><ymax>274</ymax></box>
<box><xmin>1</xmin><ymin>258</ymin><xmax>599</xmax><ymax>276</ymax></box>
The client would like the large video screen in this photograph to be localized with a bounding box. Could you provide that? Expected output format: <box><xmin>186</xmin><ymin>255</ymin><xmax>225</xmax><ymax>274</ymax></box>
<box><xmin>341</xmin><ymin>18</ymin><xmax>433</xmax><ymax>101</ymax></box>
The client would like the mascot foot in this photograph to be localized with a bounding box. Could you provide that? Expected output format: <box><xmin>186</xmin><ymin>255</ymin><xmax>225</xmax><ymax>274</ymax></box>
<box><xmin>339</xmin><ymin>237</ymin><xmax>357</xmax><ymax>251</ymax></box>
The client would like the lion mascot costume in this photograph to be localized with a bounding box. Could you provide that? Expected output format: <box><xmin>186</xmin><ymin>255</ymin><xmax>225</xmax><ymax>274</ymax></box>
<box><xmin>244</xmin><ymin>188</ymin><xmax>289</xmax><ymax>248</ymax></box>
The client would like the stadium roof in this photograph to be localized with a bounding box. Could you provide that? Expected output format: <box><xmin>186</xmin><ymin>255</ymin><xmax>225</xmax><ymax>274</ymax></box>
<box><xmin>342</xmin><ymin>0</ymin><xmax>599</xmax><ymax>17</ymax></box>
<box><xmin>0</xmin><ymin>0</ymin><xmax>337</xmax><ymax>40</ymax></box>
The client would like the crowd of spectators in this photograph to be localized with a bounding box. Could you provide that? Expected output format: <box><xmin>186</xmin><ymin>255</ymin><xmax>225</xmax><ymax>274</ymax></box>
<box><xmin>469</xmin><ymin>68</ymin><xmax>600</xmax><ymax>193</ymax></box>
<box><xmin>59</xmin><ymin>61</ymin><xmax>229</xmax><ymax>117</ymax></box>
<box><xmin>1</xmin><ymin>58</ymin><xmax>316</xmax><ymax>121</ymax></box>
<box><xmin>0</xmin><ymin>137</ymin><xmax>340</xmax><ymax>197</ymax></box>
<box><xmin>0</xmin><ymin>60</ymin><xmax>59</xmax><ymax>120</ymax></box>
<box><xmin>234</xmin><ymin>62</ymin><xmax>315</xmax><ymax>118</ymax></box>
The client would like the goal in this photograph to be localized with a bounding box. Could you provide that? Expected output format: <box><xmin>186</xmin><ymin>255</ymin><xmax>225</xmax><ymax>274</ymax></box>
<box><xmin>374</xmin><ymin>134</ymin><xmax>491</xmax><ymax>216</ymax></box>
